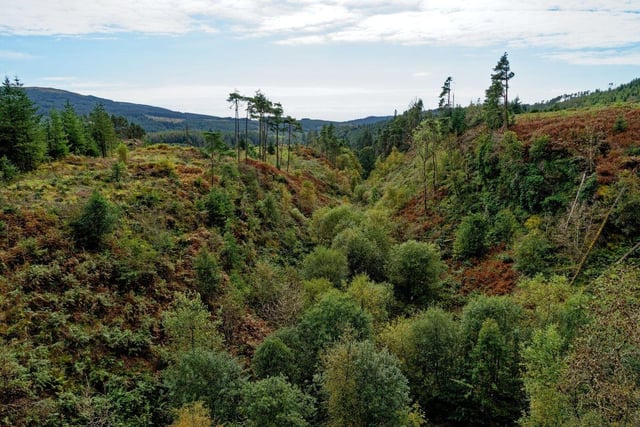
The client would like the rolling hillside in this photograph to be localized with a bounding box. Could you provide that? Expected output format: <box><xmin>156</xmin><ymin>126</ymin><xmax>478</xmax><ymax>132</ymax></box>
<box><xmin>25</xmin><ymin>87</ymin><xmax>392</xmax><ymax>134</ymax></box>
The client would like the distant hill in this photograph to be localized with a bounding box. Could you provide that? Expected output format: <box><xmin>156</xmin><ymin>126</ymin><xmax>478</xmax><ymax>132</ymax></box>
<box><xmin>525</xmin><ymin>77</ymin><xmax>640</xmax><ymax>111</ymax></box>
<box><xmin>25</xmin><ymin>87</ymin><xmax>392</xmax><ymax>134</ymax></box>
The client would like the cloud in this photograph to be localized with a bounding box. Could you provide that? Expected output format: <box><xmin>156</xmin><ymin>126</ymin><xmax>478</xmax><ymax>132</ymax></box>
<box><xmin>546</xmin><ymin>49</ymin><xmax>640</xmax><ymax>65</ymax></box>
<box><xmin>1</xmin><ymin>1</ymin><xmax>639</xmax><ymax>61</ymax></box>
<box><xmin>0</xmin><ymin>50</ymin><xmax>34</xmax><ymax>60</ymax></box>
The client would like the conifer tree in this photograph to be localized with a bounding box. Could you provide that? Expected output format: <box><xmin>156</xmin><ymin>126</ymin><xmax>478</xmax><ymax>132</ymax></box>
<box><xmin>485</xmin><ymin>53</ymin><xmax>515</xmax><ymax>130</ymax></box>
<box><xmin>0</xmin><ymin>77</ymin><xmax>45</xmax><ymax>171</ymax></box>
<box><xmin>89</xmin><ymin>103</ymin><xmax>117</xmax><ymax>157</ymax></box>
<box><xmin>62</xmin><ymin>101</ymin><xmax>87</xmax><ymax>154</ymax></box>
<box><xmin>46</xmin><ymin>109</ymin><xmax>69</xmax><ymax>159</ymax></box>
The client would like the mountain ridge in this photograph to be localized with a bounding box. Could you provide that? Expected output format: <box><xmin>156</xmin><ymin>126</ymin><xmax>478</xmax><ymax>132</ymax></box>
<box><xmin>25</xmin><ymin>86</ymin><xmax>393</xmax><ymax>134</ymax></box>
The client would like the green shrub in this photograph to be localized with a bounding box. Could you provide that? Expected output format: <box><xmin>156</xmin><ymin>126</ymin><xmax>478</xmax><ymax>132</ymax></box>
<box><xmin>386</xmin><ymin>240</ymin><xmax>444</xmax><ymax>305</ymax></box>
<box><xmin>111</xmin><ymin>160</ymin><xmax>126</xmax><ymax>183</ymax></box>
<box><xmin>257</xmin><ymin>192</ymin><xmax>280</xmax><ymax>226</ymax></box>
<box><xmin>310</xmin><ymin>204</ymin><xmax>363</xmax><ymax>245</ymax></box>
<box><xmin>164</xmin><ymin>349</ymin><xmax>244</xmax><ymax>423</ymax></box>
<box><xmin>302</xmin><ymin>278</ymin><xmax>334</xmax><ymax>307</ymax></box>
<box><xmin>613</xmin><ymin>114</ymin><xmax>628</xmax><ymax>133</ymax></box>
<box><xmin>252</xmin><ymin>337</ymin><xmax>296</xmax><ymax>380</ymax></box>
<box><xmin>488</xmin><ymin>209</ymin><xmax>518</xmax><ymax>246</ymax></box>
<box><xmin>193</xmin><ymin>249</ymin><xmax>221</xmax><ymax>299</ymax></box>
<box><xmin>321</xmin><ymin>340</ymin><xmax>413</xmax><ymax>427</ymax></box>
<box><xmin>0</xmin><ymin>156</ymin><xmax>18</xmax><ymax>182</ymax></box>
<box><xmin>203</xmin><ymin>188</ymin><xmax>233</xmax><ymax>228</ymax></box>
<box><xmin>332</xmin><ymin>228</ymin><xmax>386</xmax><ymax>281</ymax></box>
<box><xmin>241</xmin><ymin>376</ymin><xmax>315</xmax><ymax>427</ymax></box>
<box><xmin>454</xmin><ymin>214</ymin><xmax>488</xmax><ymax>259</ymax></box>
<box><xmin>162</xmin><ymin>291</ymin><xmax>223</xmax><ymax>354</ymax></box>
<box><xmin>346</xmin><ymin>274</ymin><xmax>394</xmax><ymax>327</ymax></box>
<box><xmin>296</xmin><ymin>291</ymin><xmax>372</xmax><ymax>380</ymax></box>
<box><xmin>513</xmin><ymin>231</ymin><xmax>554</xmax><ymax>276</ymax></box>
<box><xmin>116</xmin><ymin>142</ymin><xmax>129</xmax><ymax>163</ymax></box>
<box><xmin>300</xmin><ymin>246</ymin><xmax>349</xmax><ymax>287</ymax></box>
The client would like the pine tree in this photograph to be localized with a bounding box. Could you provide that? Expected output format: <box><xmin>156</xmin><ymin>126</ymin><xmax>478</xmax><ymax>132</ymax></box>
<box><xmin>62</xmin><ymin>101</ymin><xmax>87</xmax><ymax>154</ymax></box>
<box><xmin>439</xmin><ymin>76</ymin><xmax>453</xmax><ymax>113</ymax></box>
<box><xmin>0</xmin><ymin>77</ymin><xmax>45</xmax><ymax>171</ymax></box>
<box><xmin>89</xmin><ymin>103</ymin><xmax>117</xmax><ymax>157</ymax></box>
<box><xmin>46</xmin><ymin>109</ymin><xmax>69</xmax><ymax>159</ymax></box>
<box><xmin>486</xmin><ymin>52</ymin><xmax>515</xmax><ymax>130</ymax></box>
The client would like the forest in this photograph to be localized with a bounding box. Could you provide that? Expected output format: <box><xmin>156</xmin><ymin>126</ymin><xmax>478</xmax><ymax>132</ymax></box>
<box><xmin>1</xmin><ymin>53</ymin><xmax>640</xmax><ymax>426</ymax></box>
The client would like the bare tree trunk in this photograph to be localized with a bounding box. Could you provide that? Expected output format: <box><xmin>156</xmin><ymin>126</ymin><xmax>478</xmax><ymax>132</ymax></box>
<box><xmin>570</xmin><ymin>190</ymin><xmax>624</xmax><ymax>286</ymax></box>
<box><xmin>275</xmin><ymin>124</ymin><xmax>280</xmax><ymax>169</ymax></box>
<box><xmin>564</xmin><ymin>171</ymin><xmax>587</xmax><ymax>232</ymax></box>
<box><xmin>287</xmin><ymin>123</ymin><xmax>292</xmax><ymax>172</ymax></box>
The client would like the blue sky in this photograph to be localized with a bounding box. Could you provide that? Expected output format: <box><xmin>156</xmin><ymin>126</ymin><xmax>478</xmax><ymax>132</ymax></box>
<box><xmin>1</xmin><ymin>1</ymin><xmax>639</xmax><ymax>121</ymax></box>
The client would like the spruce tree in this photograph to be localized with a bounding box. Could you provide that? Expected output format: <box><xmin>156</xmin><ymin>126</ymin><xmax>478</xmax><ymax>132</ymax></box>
<box><xmin>89</xmin><ymin>103</ymin><xmax>117</xmax><ymax>157</ymax></box>
<box><xmin>46</xmin><ymin>109</ymin><xmax>69</xmax><ymax>159</ymax></box>
<box><xmin>0</xmin><ymin>77</ymin><xmax>45</xmax><ymax>171</ymax></box>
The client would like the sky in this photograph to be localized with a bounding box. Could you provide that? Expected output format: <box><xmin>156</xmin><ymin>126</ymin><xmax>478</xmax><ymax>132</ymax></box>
<box><xmin>1</xmin><ymin>0</ymin><xmax>639</xmax><ymax>121</ymax></box>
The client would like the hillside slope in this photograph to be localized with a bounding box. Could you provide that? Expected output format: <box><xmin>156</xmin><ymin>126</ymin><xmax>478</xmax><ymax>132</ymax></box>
<box><xmin>25</xmin><ymin>87</ymin><xmax>392</xmax><ymax>134</ymax></box>
<box><xmin>0</xmin><ymin>144</ymin><xmax>353</xmax><ymax>425</ymax></box>
<box><xmin>2</xmin><ymin>102</ymin><xmax>640</xmax><ymax>426</ymax></box>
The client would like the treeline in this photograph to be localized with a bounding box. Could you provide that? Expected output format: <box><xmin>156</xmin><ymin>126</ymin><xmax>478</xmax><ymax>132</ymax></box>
<box><xmin>313</xmin><ymin>53</ymin><xmax>517</xmax><ymax>179</ymax></box>
<box><xmin>0</xmin><ymin>77</ymin><xmax>144</xmax><ymax>180</ymax></box>
<box><xmin>526</xmin><ymin>78</ymin><xmax>640</xmax><ymax>112</ymax></box>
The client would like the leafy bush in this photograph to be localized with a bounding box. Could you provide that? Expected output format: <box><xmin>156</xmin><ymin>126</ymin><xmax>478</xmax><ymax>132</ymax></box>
<box><xmin>386</xmin><ymin>240</ymin><xmax>444</xmax><ymax>305</ymax></box>
<box><xmin>252</xmin><ymin>336</ymin><xmax>296</xmax><ymax>380</ymax></box>
<box><xmin>162</xmin><ymin>291</ymin><xmax>223</xmax><ymax>355</ymax></box>
<box><xmin>164</xmin><ymin>349</ymin><xmax>244</xmax><ymax>423</ymax></box>
<box><xmin>193</xmin><ymin>249</ymin><xmax>221</xmax><ymax>299</ymax></box>
<box><xmin>321</xmin><ymin>340</ymin><xmax>414</xmax><ymax>427</ymax></box>
<box><xmin>300</xmin><ymin>246</ymin><xmax>348</xmax><ymax>287</ymax></box>
<box><xmin>170</xmin><ymin>401</ymin><xmax>212</xmax><ymax>427</ymax></box>
<box><xmin>346</xmin><ymin>274</ymin><xmax>394</xmax><ymax>327</ymax></box>
<box><xmin>513</xmin><ymin>230</ymin><xmax>554</xmax><ymax>276</ymax></box>
<box><xmin>310</xmin><ymin>204</ymin><xmax>363</xmax><ymax>245</ymax></box>
<box><xmin>116</xmin><ymin>142</ymin><xmax>129</xmax><ymax>163</ymax></box>
<box><xmin>453</xmin><ymin>214</ymin><xmax>488</xmax><ymax>259</ymax></box>
<box><xmin>241</xmin><ymin>376</ymin><xmax>315</xmax><ymax>427</ymax></box>
<box><xmin>302</xmin><ymin>278</ymin><xmax>334</xmax><ymax>307</ymax></box>
<box><xmin>111</xmin><ymin>161</ymin><xmax>126</xmax><ymax>183</ymax></box>
<box><xmin>488</xmin><ymin>208</ymin><xmax>519</xmax><ymax>246</ymax></box>
<box><xmin>295</xmin><ymin>291</ymin><xmax>372</xmax><ymax>381</ymax></box>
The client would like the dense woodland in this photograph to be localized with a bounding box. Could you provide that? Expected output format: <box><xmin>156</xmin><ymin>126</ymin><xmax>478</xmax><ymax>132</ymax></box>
<box><xmin>1</xmin><ymin>54</ymin><xmax>640</xmax><ymax>426</ymax></box>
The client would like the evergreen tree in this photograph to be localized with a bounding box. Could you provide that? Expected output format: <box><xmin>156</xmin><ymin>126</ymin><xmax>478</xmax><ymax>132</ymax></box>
<box><xmin>484</xmin><ymin>78</ymin><xmax>504</xmax><ymax>130</ymax></box>
<box><xmin>89</xmin><ymin>103</ymin><xmax>117</xmax><ymax>157</ymax></box>
<box><xmin>439</xmin><ymin>76</ymin><xmax>453</xmax><ymax>114</ymax></box>
<box><xmin>485</xmin><ymin>53</ymin><xmax>515</xmax><ymax>130</ymax></box>
<box><xmin>0</xmin><ymin>77</ymin><xmax>45</xmax><ymax>171</ymax></box>
<box><xmin>71</xmin><ymin>190</ymin><xmax>117</xmax><ymax>249</ymax></box>
<box><xmin>62</xmin><ymin>101</ymin><xmax>87</xmax><ymax>154</ymax></box>
<box><xmin>45</xmin><ymin>109</ymin><xmax>69</xmax><ymax>159</ymax></box>
<box><xmin>227</xmin><ymin>91</ymin><xmax>243</xmax><ymax>162</ymax></box>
